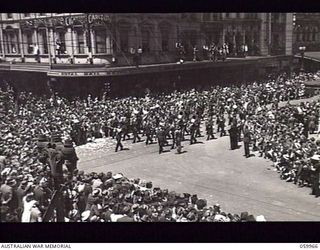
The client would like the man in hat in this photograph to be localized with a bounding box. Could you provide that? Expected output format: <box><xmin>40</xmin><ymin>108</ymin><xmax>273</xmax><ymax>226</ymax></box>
<box><xmin>189</xmin><ymin>118</ymin><xmax>197</xmax><ymax>145</ymax></box>
<box><xmin>144</xmin><ymin>122</ymin><xmax>154</xmax><ymax>145</ymax></box>
<box><xmin>36</xmin><ymin>134</ymin><xmax>49</xmax><ymax>165</ymax></box>
<box><xmin>132</xmin><ymin>118</ymin><xmax>142</xmax><ymax>144</ymax></box>
<box><xmin>157</xmin><ymin>126</ymin><xmax>166</xmax><ymax>154</ymax></box>
<box><xmin>243</xmin><ymin>126</ymin><xmax>252</xmax><ymax>158</ymax></box>
<box><xmin>310</xmin><ymin>155</ymin><xmax>320</xmax><ymax>197</ymax></box>
<box><xmin>61</xmin><ymin>139</ymin><xmax>79</xmax><ymax>174</ymax></box>
<box><xmin>51</xmin><ymin>134</ymin><xmax>64</xmax><ymax>152</ymax></box>
<box><xmin>205</xmin><ymin>117</ymin><xmax>215</xmax><ymax>140</ymax></box>
<box><xmin>173</xmin><ymin>128</ymin><xmax>183</xmax><ymax>154</ymax></box>
<box><xmin>34</xmin><ymin>177</ymin><xmax>52</xmax><ymax>211</ymax></box>
<box><xmin>0</xmin><ymin>176</ymin><xmax>18</xmax><ymax>211</ymax></box>
<box><xmin>46</xmin><ymin>143</ymin><xmax>64</xmax><ymax>190</ymax></box>
<box><xmin>115</xmin><ymin>127</ymin><xmax>124</xmax><ymax>152</ymax></box>
<box><xmin>229</xmin><ymin>124</ymin><xmax>238</xmax><ymax>150</ymax></box>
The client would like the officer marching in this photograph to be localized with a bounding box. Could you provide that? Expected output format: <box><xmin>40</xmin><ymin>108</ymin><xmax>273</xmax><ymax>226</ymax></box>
<box><xmin>115</xmin><ymin>127</ymin><xmax>124</xmax><ymax>152</ymax></box>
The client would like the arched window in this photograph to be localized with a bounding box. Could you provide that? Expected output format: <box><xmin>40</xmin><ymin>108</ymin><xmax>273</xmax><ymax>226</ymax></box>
<box><xmin>74</xmin><ymin>28</ymin><xmax>85</xmax><ymax>54</ymax></box>
<box><xmin>56</xmin><ymin>28</ymin><xmax>66</xmax><ymax>54</ymax></box>
<box><xmin>21</xmin><ymin>29</ymin><xmax>33</xmax><ymax>54</ymax></box>
<box><xmin>3</xmin><ymin>27</ymin><xmax>19</xmax><ymax>54</ymax></box>
<box><xmin>38</xmin><ymin>28</ymin><xmax>48</xmax><ymax>54</ymax></box>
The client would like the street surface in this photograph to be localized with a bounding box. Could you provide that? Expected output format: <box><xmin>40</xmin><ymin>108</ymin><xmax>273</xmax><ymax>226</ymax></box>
<box><xmin>77</xmin><ymin>96</ymin><xmax>320</xmax><ymax>221</ymax></box>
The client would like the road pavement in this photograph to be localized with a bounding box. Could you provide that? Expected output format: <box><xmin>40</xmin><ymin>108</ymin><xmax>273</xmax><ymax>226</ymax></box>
<box><xmin>77</xmin><ymin>131</ymin><xmax>320</xmax><ymax>221</ymax></box>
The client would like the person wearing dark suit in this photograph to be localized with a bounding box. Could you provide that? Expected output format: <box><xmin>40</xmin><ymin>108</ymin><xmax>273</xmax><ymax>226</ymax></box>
<box><xmin>243</xmin><ymin>127</ymin><xmax>252</xmax><ymax>158</ymax></box>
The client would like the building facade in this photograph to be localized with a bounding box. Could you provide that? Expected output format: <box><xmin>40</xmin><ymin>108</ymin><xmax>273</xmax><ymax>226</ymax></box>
<box><xmin>293</xmin><ymin>13</ymin><xmax>320</xmax><ymax>53</ymax></box>
<box><xmin>0</xmin><ymin>13</ymin><xmax>293</xmax><ymax>67</ymax></box>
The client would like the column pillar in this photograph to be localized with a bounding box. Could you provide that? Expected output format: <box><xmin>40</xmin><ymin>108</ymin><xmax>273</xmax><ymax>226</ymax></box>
<box><xmin>0</xmin><ymin>28</ymin><xmax>5</xmax><ymax>58</ymax></box>
<box><xmin>220</xmin><ymin>28</ymin><xmax>226</xmax><ymax>45</ymax></box>
<box><xmin>83</xmin><ymin>30</ymin><xmax>89</xmax><ymax>54</ymax></box>
<box><xmin>18</xmin><ymin>25</ymin><xmax>24</xmax><ymax>59</ymax></box>
<box><xmin>49</xmin><ymin>28</ymin><xmax>56</xmax><ymax>59</ymax></box>
<box><xmin>65</xmin><ymin>27</ymin><xmax>73</xmax><ymax>56</ymax></box>
<box><xmin>259</xmin><ymin>13</ymin><xmax>269</xmax><ymax>56</ymax></box>
<box><xmin>90</xmin><ymin>29</ymin><xmax>95</xmax><ymax>54</ymax></box>
<box><xmin>284</xmin><ymin>13</ymin><xmax>293</xmax><ymax>56</ymax></box>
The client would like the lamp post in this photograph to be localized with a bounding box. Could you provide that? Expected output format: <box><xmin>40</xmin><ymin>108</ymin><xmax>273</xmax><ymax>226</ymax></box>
<box><xmin>299</xmin><ymin>46</ymin><xmax>306</xmax><ymax>72</ymax></box>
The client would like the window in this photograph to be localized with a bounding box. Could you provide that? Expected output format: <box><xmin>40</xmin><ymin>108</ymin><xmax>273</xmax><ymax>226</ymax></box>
<box><xmin>141</xmin><ymin>29</ymin><xmax>150</xmax><ymax>52</ymax></box>
<box><xmin>3</xmin><ymin>30</ymin><xmax>19</xmax><ymax>54</ymax></box>
<box><xmin>56</xmin><ymin>30</ymin><xmax>66</xmax><ymax>53</ymax></box>
<box><xmin>7</xmin><ymin>13</ymin><xmax>13</xmax><ymax>19</ymax></box>
<box><xmin>236</xmin><ymin>13</ymin><xmax>241</xmax><ymax>18</ymax></box>
<box><xmin>38</xmin><ymin>29</ymin><xmax>48</xmax><ymax>54</ymax></box>
<box><xmin>25</xmin><ymin>32</ymin><xmax>33</xmax><ymax>54</ymax></box>
<box><xmin>39</xmin><ymin>13</ymin><xmax>46</xmax><ymax>16</ymax></box>
<box><xmin>225</xmin><ymin>13</ymin><xmax>230</xmax><ymax>18</ymax></box>
<box><xmin>75</xmin><ymin>30</ymin><xmax>85</xmax><ymax>54</ymax></box>
<box><xmin>95</xmin><ymin>30</ymin><xmax>107</xmax><ymax>53</ymax></box>
<box><xmin>24</xmin><ymin>13</ymin><xmax>30</xmax><ymax>17</ymax></box>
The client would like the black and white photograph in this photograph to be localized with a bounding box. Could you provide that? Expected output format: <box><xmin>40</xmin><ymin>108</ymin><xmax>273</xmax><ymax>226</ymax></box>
<box><xmin>1</xmin><ymin>12</ymin><xmax>320</xmax><ymax>228</ymax></box>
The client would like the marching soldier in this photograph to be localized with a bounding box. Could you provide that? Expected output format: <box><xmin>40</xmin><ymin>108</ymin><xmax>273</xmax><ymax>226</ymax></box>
<box><xmin>174</xmin><ymin>128</ymin><xmax>183</xmax><ymax>154</ymax></box>
<box><xmin>228</xmin><ymin>124</ymin><xmax>238</xmax><ymax>150</ymax></box>
<box><xmin>189</xmin><ymin>118</ymin><xmax>197</xmax><ymax>145</ymax></box>
<box><xmin>132</xmin><ymin>117</ymin><xmax>142</xmax><ymax>143</ymax></box>
<box><xmin>115</xmin><ymin>127</ymin><xmax>124</xmax><ymax>152</ymax></box>
<box><xmin>205</xmin><ymin>117</ymin><xmax>215</xmax><ymax>140</ymax></box>
<box><xmin>61</xmin><ymin>139</ymin><xmax>79</xmax><ymax>174</ymax></box>
<box><xmin>243</xmin><ymin>126</ymin><xmax>252</xmax><ymax>158</ymax></box>
<box><xmin>156</xmin><ymin>126</ymin><xmax>166</xmax><ymax>154</ymax></box>
<box><xmin>219</xmin><ymin>115</ymin><xmax>226</xmax><ymax>137</ymax></box>
<box><xmin>144</xmin><ymin>121</ymin><xmax>154</xmax><ymax>145</ymax></box>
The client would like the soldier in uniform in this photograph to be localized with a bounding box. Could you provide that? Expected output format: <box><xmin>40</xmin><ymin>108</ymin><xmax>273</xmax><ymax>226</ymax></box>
<box><xmin>115</xmin><ymin>128</ymin><xmax>124</xmax><ymax>152</ymax></box>
<box><xmin>61</xmin><ymin>139</ymin><xmax>79</xmax><ymax>174</ymax></box>
<box><xmin>156</xmin><ymin>126</ymin><xmax>166</xmax><ymax>154</ymax></box>
<box><xmin>219</xmin><ymin>115</ymin><xmax>226</xmax><ymax>137</ymax></box>
<box><xmin>132</xmin><ymin>117</ymin><xmax>142</xmax><ymax>143</ymax></box>
<box><xmin>228</xmin><ymin>124</ymin><xmax>238</xmax><ymax>150</ymax></box>
<box><xmin>243</xmin><ymin>126</ymin><xmax>252</xmax><ymax>158</ymax></box>
<box><xmin>205</xmin><ymin>117</ymin><xmax>215</xmax><ymax>140</ymax></box>
<box><xmin>144</xmin><ymin>121</ymin><xmax>154</xmax><ymax>145</ymax></box>
<box><xmin>310</xmin><ymin>155</ymin><xmax>320</xmax><ymax>197</ymax></box>
<box><xmin>174</xmin><ymin>128</ymin><xmax>183</xmax><ymax>154</ymax></box>
<box><xmin>189</xmin><ymin>118</ymin><xmax>197</xmax><ymax>145</ymax></box>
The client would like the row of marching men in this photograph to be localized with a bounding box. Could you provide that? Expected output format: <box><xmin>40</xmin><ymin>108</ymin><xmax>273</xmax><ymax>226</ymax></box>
<box><xmin>112</xmin><ymin>112</ymin><xmax>225</xmax><ymax>154</ymax></box>
<box><xmin>36</xmin><ymin>134</ymin><xmax>79</xmax><ymax>189</ymax></box>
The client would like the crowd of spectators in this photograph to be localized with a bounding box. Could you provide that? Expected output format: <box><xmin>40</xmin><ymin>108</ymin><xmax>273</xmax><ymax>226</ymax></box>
<box><xmin>1</xmin><ymin>70</ymin><xmax>320</xmax><ymax>222</ymax></box>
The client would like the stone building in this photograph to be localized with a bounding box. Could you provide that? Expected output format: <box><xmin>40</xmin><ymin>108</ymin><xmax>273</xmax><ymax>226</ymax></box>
<box><xmin>0</xmin><ymin>13</ymin><xmax>293</xmax><ymax>67</ymax></box>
